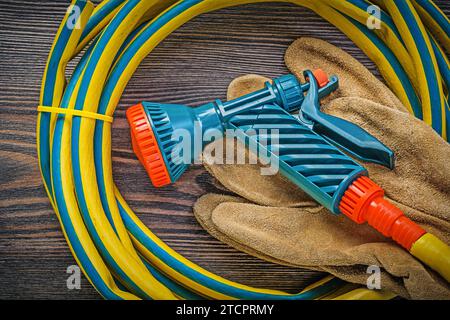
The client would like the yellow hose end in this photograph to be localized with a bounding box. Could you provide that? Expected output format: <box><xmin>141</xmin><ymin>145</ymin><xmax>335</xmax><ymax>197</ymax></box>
<box><xmin>410</xmin><ymin>233</ymin><xmax>450</xmax><ymax>283</ymax></box>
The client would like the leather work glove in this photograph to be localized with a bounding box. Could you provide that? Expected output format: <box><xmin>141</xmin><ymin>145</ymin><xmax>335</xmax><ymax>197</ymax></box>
<box><xmin>194</xmin><ymin>38</ymin><xmax>450</xmax><ymax>299</ymax></box>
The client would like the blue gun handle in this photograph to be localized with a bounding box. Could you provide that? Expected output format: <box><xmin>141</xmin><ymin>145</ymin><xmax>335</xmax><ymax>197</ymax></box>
<box><xmin>300</xmin><ymin>70</ymin><xmax>394</xmax><ymax>169</ymax></box>
<box><xmin>227</xmin><ymin>103</ymin><xmax>367</xmax><ymax>214</ymax></box>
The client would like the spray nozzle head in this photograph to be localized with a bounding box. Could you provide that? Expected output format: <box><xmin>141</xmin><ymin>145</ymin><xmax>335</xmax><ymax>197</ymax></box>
<box><xmin>126</xmin><ymin>103</ymin><xmax>174</xmax><ymax>187</ymax></box>
<box><xmin>126</xmin><ymin>101</ymin><xmax>224</xmax><ymax>187</ymax></box>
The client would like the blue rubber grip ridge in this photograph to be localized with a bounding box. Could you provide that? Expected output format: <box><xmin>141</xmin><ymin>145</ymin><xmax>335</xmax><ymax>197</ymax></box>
<box><xmin>227</xmin><ymin>104</ymin><xmax>367</xmax><ymax>214</ymax></box>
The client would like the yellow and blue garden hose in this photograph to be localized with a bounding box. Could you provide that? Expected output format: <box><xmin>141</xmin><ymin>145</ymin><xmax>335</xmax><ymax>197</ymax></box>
<box><xmin>37</xmin><ymin>0</ymin><xmax>449</xmax><ymax>300</ymax></box>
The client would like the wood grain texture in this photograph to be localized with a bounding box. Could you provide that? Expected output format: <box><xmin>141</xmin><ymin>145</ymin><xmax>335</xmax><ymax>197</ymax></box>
<box><xmin>0</xmin><ymin>0</ymin><xmax>448</xmax><ymax>300</ymax></box>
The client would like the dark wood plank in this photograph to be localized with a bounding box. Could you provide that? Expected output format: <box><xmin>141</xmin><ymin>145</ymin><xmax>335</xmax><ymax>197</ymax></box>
<box><xmin>0</xmin><ymin>0</ymin><xmax>448</xmax><ymax>299</ymax></box>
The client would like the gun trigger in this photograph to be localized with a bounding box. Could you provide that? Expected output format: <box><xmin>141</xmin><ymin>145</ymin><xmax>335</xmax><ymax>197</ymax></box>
<box><xmin>299</xmin><ymin>70</ymin><xmax>395</xmax><ymax>169</ymax></box>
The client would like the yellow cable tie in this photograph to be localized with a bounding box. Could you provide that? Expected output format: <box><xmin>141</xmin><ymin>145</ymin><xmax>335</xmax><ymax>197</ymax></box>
<box><xmin>37</xmin><ymin>106</ymin><xmax>113</xmax><ymax>123</ymax></box>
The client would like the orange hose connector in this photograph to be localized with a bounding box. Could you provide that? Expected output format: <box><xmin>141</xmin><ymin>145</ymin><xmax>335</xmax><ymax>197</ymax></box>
<box><xmin>339</xmin><ymin>176</ymin><xmax>426</xmax><ymax>250</ymax></box>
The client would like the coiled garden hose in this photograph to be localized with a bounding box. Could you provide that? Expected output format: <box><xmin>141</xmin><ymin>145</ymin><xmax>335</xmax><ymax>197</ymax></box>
<box><xmin>37</xmin><ymin>0</ymin><xmax>449</xmax><ymax>300</ymax></box>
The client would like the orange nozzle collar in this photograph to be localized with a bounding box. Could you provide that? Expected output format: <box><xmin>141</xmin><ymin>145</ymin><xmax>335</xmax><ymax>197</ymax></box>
<box><xmin>126</xmin><ymin>104</ymin><xmax>172</xmax><ymax>187</ymax></box>
<box><xmin>339</xmin><ymin>176</ymin><xmax>426</xmax><ymax>250</ymax></box>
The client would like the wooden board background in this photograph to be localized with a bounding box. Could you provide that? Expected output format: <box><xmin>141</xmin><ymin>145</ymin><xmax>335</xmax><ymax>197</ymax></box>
<box><xmin>0</xmin><ymin>0</ymin><xmax>448</xmax><ymax>299</ymax></box>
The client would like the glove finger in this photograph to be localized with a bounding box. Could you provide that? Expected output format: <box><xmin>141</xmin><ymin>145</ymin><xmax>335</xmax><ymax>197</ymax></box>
<box><xmin>227</xmin><ymin>74</ymin><xmax>270</xmax><ymax>100</ymax></box>
<box><xmin>285</xmin><ymin>37</ymin><xmax>407</xmax><ymax>112</ymax></box>
<box><xmin>193</xmin><ymin>193</ymin><xmax>305</xmax><ymax>267</ymax></box>
<box><xmin>211</xmin><ymin>201</ymin><xmax>385</xmax><ymax>267</ymax></box>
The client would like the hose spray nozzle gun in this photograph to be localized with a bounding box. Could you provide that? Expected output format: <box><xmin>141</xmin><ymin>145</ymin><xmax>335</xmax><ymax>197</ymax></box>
<box><xmin>126</xmin><ymin>70</ymin><xmax>450</xmax><ymax>282</ymax></box>
<box><xmin>127</xmin><ymin>70</ymin><xmax>392</xmax><ymax>186</ymax></box>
